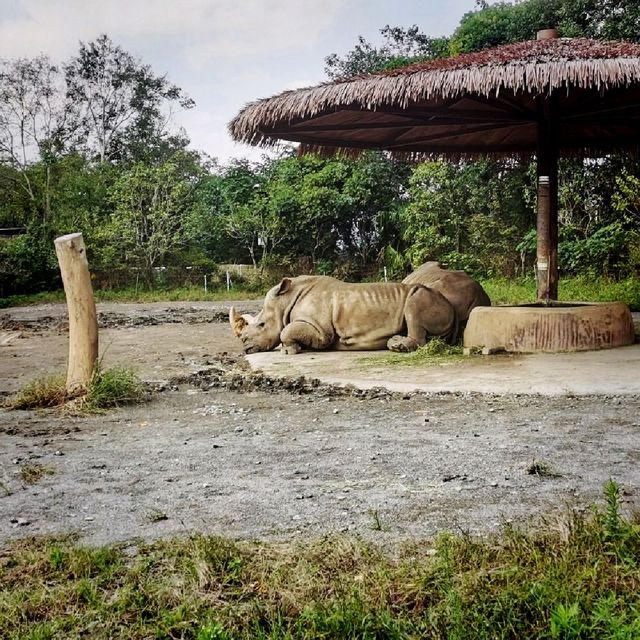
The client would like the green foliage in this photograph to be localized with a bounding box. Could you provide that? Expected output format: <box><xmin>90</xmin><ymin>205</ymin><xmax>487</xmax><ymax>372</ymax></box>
<box><xmin>482</xmin><ymin>275</ymin><xmax>640</xmax><ymax>309</ymax></box>
<box><xmin>324</xmin><ymin>25</ymin><xmax>449</xmax><ymax>79</ymax></box>
<box><xmin>401</xmin><ymin>160</ymin><xmax>530</xmax><ymax>277</ymax></box>
<box><xmin>451</xmin><ymin>0</ymin><xmax>640</xmax><ymax>54</ymax></box>
<box><xmin>84</xmin><ymin>364</ymin><xmax>145</xmax><ymax>410</ymax></box>
<box><xmin>106</xmin><ymin>152</ymin><xmax>204</xmax><ymax>284</ymax></box>
<box><xmin>2</xmin><ymin>485</ymin><xmax>639</xmax><ymax>639</ymax></box>
<box><xmin>0</xmin><ymin>224</ymin><xmax>59</xmax><ymax>295</ymax></box>
<box><xmin>3</xmin><ymin>6</ymin><xmax>640</xmax><ymax>297</ymax></box>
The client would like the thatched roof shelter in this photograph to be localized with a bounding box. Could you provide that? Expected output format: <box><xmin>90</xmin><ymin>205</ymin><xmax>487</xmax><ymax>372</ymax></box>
<box><xmin>229</xmin><ymin>31</ymin><xmax>640</xmax><ymax>299</ymax></box>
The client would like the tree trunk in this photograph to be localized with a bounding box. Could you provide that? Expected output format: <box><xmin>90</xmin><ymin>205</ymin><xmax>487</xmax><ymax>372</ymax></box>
<box><xmin>54</xmin><ymin>233</ymin><xmax>99</xmax><ymax>394</ymax></box>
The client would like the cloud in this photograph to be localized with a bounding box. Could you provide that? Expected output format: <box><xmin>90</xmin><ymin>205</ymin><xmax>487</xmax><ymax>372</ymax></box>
<box><xmin>0</xmin><ymin>0</ymin><xmax>344</xmax><ymax>66</ymax></box>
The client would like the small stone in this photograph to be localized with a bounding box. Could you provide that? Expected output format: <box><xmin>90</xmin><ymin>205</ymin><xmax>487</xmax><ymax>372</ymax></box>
<box><xmin>234</xmin><ymin>426</ymin><xmax>244</xmax><ymax>433</ymax></box>
<box><xmin>426</xmin><ymin>548</ymin><xmax>437</xmax><ymax>557</ymax></box>
<box><xmin>333</xmin><ymin>408</ymin><xmax>339</xmax><ymax>414</ymax></box>
<box><xmin>203</xmin><ymin>483</ymin><xmax>211</xmax><ymax>488</ymax></box>
<box><xmin>54</xmin><ymin>450</ymin><xmax>64</xmax><ymax>456</ymax></box>
<box><xmin>84</xmin><ymin>516</ymin><xmax>94</xmax><ymax>521</ymax></box>
<box><xmin>16</xmin><ymin>518</ymin><xmax>30</xmax><ymax>526</ymax></box>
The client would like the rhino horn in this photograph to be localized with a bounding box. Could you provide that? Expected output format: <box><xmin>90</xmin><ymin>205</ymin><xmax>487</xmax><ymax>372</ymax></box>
<box><xmin>229</xmin><ymin>306</ymin><xmax>248</xmax><ymax>337</ymax></box>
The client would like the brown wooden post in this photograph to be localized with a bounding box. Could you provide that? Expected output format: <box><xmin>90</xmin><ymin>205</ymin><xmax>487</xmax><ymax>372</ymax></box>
<box><xmin>535</xmin><ymin>28</ymin><xmax>559</xmax><ymax>302</ymax></box>
<box><xmin>54</xmin><ymin>233</ymin><xmax>98</xmax><ymax>393</ymax></box>
<box><xmin>536</xmin><ymin>103</ymin><xmax>559</xmax><ymax>301</ymax></box>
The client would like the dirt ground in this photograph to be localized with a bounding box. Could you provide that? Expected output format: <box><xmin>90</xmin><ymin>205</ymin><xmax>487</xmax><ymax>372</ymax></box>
<box><xmin>1</xmin><ymin>301</ymin><xmax>639</xmax><ymax>547</ymax></box>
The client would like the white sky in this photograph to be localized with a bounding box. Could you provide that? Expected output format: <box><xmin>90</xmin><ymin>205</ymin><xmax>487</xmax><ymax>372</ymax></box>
<box><xmin>0</xmin><ymin>0</ymin><xmax>478</xmax><ymax>163</ymax></box>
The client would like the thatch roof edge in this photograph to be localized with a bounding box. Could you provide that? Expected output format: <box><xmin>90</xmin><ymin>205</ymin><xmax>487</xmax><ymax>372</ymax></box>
<box><xmin>229</xmin><ymin>57</ymin><xmax>640</xmax><ymax>146</ymax></box>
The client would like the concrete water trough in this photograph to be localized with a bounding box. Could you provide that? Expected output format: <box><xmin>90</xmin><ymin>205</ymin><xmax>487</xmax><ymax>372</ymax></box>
<box><xmin>463</xmin><ymin>301</ymin><xmax>635</xmax><ymax>354</ymax></box>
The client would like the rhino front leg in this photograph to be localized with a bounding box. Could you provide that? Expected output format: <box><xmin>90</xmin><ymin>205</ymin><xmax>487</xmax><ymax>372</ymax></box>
<box><xmin>387</xmin><ymin>335</ymin><xmax>420</xmax><ymax>352</ymax></box>
<box><xmin>280</xmin><ymin>320</ymin><xmax>333</xmax><ymax>354</ymax></box>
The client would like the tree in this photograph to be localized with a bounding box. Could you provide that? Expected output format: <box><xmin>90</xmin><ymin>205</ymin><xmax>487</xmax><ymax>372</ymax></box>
<box><xmin>0</xmin><ymin>56</ymin><xmax>73</xmax><ymax>221</ymax></box>
<box><xmin>107</xmin><ymin>153</ymin><xmax>203</xmax><ymax>285</ymax></box>
<box><xmin>325</xmin><ymin>25</ymin><xmax>449</xmax><ymax>79</ymax></box>
<box><xmin>450</xmin><ymin>0</ymin><xmax>640</xmax><ymax>54</ymax></box>
<box><xmin>65</xmin><ymin>34</ymin><xmax>194</xmax><ymax>164</ymax></box>
<box><xmin>401</xmin><ymin>160</ymin><xmax>530</xmax><ymax>276</ymax></box>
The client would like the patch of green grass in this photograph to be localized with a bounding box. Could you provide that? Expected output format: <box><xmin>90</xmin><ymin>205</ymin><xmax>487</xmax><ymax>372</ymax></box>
<box><xmin>1</xmin><ymin>483</ymin><xmax>637</xmax><ymax>639</ymax></box>
<box><xmin>482</xmin><ymin>275</ymin><xmax>640</xmax><ymax>310</ymax></box>
<box><xmin>1</xmin><ymin>285</ymin><xmax>266</xmax><ymax>308</ymax></box>
<box><xmin>19</xmin><ymin>463</ymin><xmax>55</xmax><ymax>485</ymax></box>
<box><xmin>6</xmin><ymin>365</ymin><xmax>144</xmax><ymax>411</ymax></box>
<box><xmin>83</xmin><ymin>364</ymin><xmax>145</xmax><ymax>411</ymax></box>
<box><xmin>360</xmin><ymin>337</ymin><xmax>465</xmax><ymax>367</ymax></box>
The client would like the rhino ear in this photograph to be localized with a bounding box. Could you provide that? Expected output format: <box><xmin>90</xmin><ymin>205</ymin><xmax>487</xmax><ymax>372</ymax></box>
<box><xmin>276</xmin><ymin>278</ymin><xmax>292</xmax><ymax>295</ymax></box>
<box><xmin>229</xmin><ymin>306</ymin><xmax>247</xmax><ymax>337</ymax></box>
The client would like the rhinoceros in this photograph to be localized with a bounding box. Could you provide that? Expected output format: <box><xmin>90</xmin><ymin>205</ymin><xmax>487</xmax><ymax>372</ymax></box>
<box><xmin>230</xmin><ymin>275</ymin><xmax>457</xmax><ymax>354</ymax></box>
<box><xmin>402</xmin><ymin>262</ymin><xmax>490</xmax><ymax>326</ymax></box>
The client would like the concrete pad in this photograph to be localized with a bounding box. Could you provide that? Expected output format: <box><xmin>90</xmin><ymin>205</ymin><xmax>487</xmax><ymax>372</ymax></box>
<box><xmin>246</xmin><ymin>343</ymin><xmax>640</xmax><ymax>396</ymax></box>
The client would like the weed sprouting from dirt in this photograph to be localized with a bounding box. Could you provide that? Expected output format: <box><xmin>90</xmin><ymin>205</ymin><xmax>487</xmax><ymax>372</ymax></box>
<box><xmin>368</xmin><ymin>509</ymin><xmax>386</xmax><ymax>531</ymax></box>
<box><xmin>6</xmin><ymin>365</ymin><xmax>145</xmax><ymax>412</ymax></box>
<box><xmin>6</xmin><ymin>373</ymin><xmax>67</xmax><ymax>409</ymax></box>
<box><xmin>83</xmin><ymin>364</ymin><xmax>145</xmax><ymax>411</ymax></box>
<box><xmin>147</xmin><ymin>509</ymin><xmax>169</xmax><ymax>523</ymax></box>
<box><xmin>526</xmin><ymin>459</ymin><xmax>563</xmax><ymax>478</ymax></box>
<box><xmin>1</xmin><ymin>483</ymin><xmax>638</xmax><ymax>639</ymax></box>
<box><xmin>19</xmin><ymin>463</ymin><xmax>54</xmax><ymax>485</ymax></box>
<box><xmin>359</xmin><ymin>338</ymin><xmax>465</xmax><ymax>367</ymax></box>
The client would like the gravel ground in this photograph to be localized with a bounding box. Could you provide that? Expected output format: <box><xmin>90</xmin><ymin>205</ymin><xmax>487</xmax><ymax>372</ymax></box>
<box><xmin>0</xmin><ymin>302</ymin><xmax>638</xmax><ymax>547</ymax></box>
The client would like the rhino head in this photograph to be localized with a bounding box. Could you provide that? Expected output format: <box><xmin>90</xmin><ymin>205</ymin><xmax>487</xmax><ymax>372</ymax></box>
<box><xmin>229</xmin><ymin>278</ymin><xmax>293</xmax><ymax>353</ymax></box>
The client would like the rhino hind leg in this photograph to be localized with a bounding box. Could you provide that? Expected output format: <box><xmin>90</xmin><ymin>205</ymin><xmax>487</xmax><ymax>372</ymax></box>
<box><xmin>280</xmin><ymin>320</ymin><xmax>333</xmax><ymax>354</ymax></box>
<box><xmin>403</xmin><ymin>285</ymin><xmax>458</xmax><ymax>346</ymax></box>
